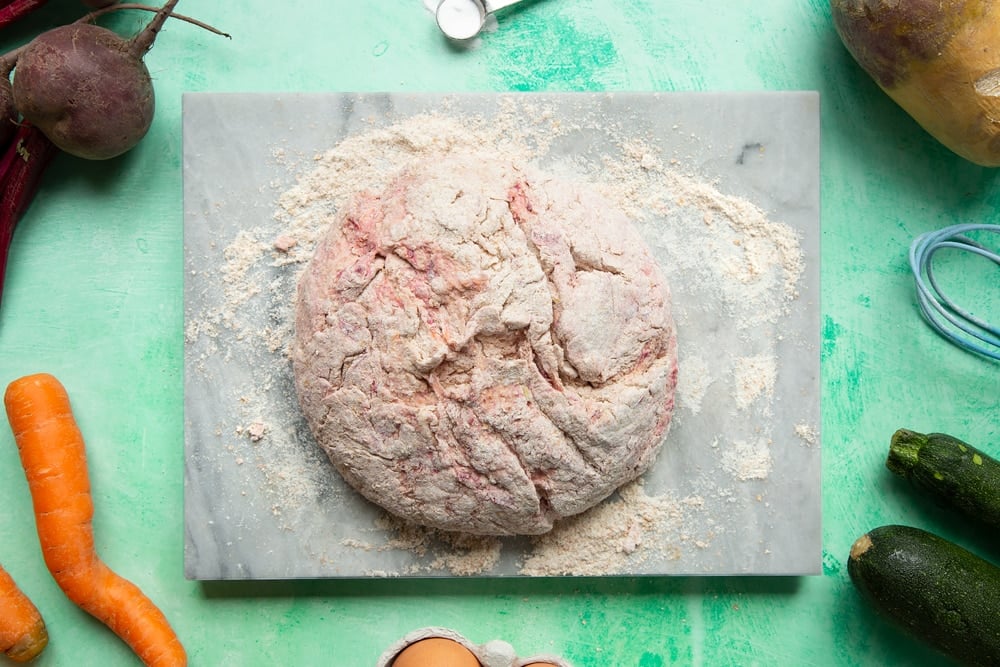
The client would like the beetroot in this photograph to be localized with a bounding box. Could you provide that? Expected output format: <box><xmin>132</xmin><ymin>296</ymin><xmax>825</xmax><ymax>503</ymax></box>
<box><xmin>0</xmin><ymin>79</ymin><xmax>17</xmax><ymax>149</ymax></box>
<box><xmin>11</xmin><ymin>0</ymin><xmax>178</xmax><ymax>160</ymax></box>
<box><xmin>0</xmin><ymin>0</ymin><xmax>225</xmax><ymax>311</ymax></box>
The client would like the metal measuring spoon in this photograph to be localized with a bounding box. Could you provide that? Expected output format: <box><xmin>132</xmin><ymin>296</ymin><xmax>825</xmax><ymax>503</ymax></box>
<box><xmin>435</xmin><ymin>0</ymin><xmax>525</xmax><ymax>41</ymax></box>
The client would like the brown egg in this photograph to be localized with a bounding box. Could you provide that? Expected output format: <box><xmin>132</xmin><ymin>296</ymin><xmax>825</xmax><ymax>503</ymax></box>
<box><xmin>391</xmin><ymin>637</ymin><xmax>481</xmax><ymax>667</ymax></box>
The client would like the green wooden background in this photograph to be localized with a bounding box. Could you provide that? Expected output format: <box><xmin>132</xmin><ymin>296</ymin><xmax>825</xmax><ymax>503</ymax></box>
<box><xmin>0</xmin><ymin>1</ymin><xmax>997</xmax><ymax>665</ymax></box>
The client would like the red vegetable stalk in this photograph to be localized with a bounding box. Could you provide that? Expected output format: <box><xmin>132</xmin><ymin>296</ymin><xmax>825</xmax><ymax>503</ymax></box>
<box><xmin>0</xmin><ymin>123</ymin><xmax>58</xmax><ymax>310</ymax></box>
<box><xmin>0</xmin><ymin>0</ymin><xmax>48</xmax><ymax>30</ymax></box>
<box><xmin>0</xmin><ymin>2</ymin><xmax>129</xmax><ymax>33</ymax></box>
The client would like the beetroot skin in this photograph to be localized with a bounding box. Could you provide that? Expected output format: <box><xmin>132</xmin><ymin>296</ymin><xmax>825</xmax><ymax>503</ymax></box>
<box><xmin>12</xmin><ymin>23</ymin><xmax>155</xmax><ymax>160</ymax></box>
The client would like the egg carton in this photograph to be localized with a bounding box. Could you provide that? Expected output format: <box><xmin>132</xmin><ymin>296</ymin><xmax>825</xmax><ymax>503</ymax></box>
<box><xmin>377</xmin><ymin>626</ymin><xmax>574</xmax><ymax>667</ymax></box>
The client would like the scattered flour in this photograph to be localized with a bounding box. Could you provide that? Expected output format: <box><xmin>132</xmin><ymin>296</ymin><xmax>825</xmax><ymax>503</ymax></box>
<box><xmin>732</xmin><ymin>354</ymin><xmax>778</xmax><ymax>413</ymax></box>
<box><xmin>676</xmin><ymin>354</ymin><xmax>712</xmax><ymax>415</ymax></box>
<box><xmin>721</xmin><ymin>438</ymin><xmax>773</xmax><ymax>482</ymax></box>
<box><xmin>346</xmin><ymin>516</ymin><xmax>504</xmax><ymax>577</ymax></box>
<box><xmin>186</xmin><ymin>95</ymin><xmax>813</xmax><ymax>576</ymax></box>
<box><xmin>794</xmin><ymin>421</ymin><xmax>820</xmax><ymax>446</ymax></box>
<box><xmin>521</xmin><ymin>481</ymin><xmax>714</xmax><ymax>576</ymax></box>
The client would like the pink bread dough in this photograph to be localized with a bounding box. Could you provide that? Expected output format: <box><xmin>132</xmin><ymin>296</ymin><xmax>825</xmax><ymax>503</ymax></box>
<box><xmin>292</xmin><ymin>154</ymin><xmax>678</xmax><ymax>535</ymax></box>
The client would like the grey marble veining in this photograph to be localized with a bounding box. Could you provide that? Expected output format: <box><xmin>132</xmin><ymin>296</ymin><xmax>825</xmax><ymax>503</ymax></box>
<box><xmin>182</xmin><ymin>91</ymin><xmax>821</xmax><ymax>580</ymax></box>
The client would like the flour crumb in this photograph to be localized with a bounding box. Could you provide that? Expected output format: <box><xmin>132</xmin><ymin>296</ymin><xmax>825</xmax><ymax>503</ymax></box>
<box><xmin>273</xmin><ymin>235</ymin><xmax>297</xmax><ymax>253</ymax></box>
<box><xmin>247</xmin><ymin>421</ymin><xmax>267</xmax><ymax>442</ymax></box>
<box><xmin>794</xmin><ymin>421</ymin><xmax>819</xmax><ymax>446</ymax></box>
<box><xmin>721</xmin><ymin>437</ymin><xmax>773</xmax><ymax>481</ymax></box>
<box><xmin>732</xmin><ymin>354</ymin><xmax>777</xmax><ymax>412</ymax></box>
<box><xmin>676</xmin><ymin>354</ymin><xmax>711</xmax><ymax>415</ymax></box>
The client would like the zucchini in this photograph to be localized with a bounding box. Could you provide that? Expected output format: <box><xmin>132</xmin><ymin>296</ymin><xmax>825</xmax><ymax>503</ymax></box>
<box><xmin>887</xmin><ymin>429</ymin><xmax>1000</xmax><ymax>529</ymax></box>
<box><xmin>848</xmin><ymin>525</ymin><xmax>1000</xmax><ymax>667</ymax></box>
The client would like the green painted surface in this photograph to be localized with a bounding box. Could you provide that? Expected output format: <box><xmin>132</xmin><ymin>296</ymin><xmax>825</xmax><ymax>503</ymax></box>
<box><xmin>0</xmin><ymin>1</ymin><xmax>996</xmax><ymax>665</ymax></box>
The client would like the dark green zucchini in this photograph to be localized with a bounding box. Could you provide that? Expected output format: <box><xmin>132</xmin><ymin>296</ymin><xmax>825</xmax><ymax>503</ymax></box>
<box><xmin>887</xmin><ymin>429</ymin><xmax>1000</xmax><ymax>529</ymax></box>
<box><xmin>848</xmin><ymin>525</ymin><xmax>1000</xmax><ymax>667</ymax></box>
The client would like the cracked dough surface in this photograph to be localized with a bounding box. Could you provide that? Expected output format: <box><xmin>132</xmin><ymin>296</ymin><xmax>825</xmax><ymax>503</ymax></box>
<box><xmin>292</xmin><ymin>154</ymin><xmax>678</xmax><ymax>535</ymax></box>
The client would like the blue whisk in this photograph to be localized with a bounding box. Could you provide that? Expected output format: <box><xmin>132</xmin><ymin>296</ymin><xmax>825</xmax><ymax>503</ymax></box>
<box><xmin>909</xmin><ymin>223</ymin><xmax>1000</xmax><ymax>361</ymax></box>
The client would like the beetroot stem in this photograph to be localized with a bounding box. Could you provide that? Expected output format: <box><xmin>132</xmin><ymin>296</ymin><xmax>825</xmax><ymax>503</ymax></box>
<box><xmin>0</xmin><ymin>0</ymin><xmax>48</xmax><ymax>30</ymax></box>
<box><xmin>80</xmin><ymin>3</ymin><xmax>230</xmax><ymax>38</ymax></box>
<box><xmin>0</xmin><ymin>123</ymin><xmax>58</xmax><ymax>311</ymax></box>
<box><xmin>129</xmin><ymin>0</ymin><xmax>179</xmax><ymax>57</ymax></box>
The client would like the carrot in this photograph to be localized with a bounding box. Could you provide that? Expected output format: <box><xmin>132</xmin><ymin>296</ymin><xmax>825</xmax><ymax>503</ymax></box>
<box><xmin>3</xmin><ymin>373</ymin><xmax>185</xmax><ymax>667</ymax></box>
<box><xmin>0</xmin><ymin>563</ymin><xmax>47</xmax><ymax>662</ymax></box>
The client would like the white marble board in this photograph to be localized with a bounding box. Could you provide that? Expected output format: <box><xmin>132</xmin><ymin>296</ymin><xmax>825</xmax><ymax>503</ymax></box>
<box><xmin>182</xmin><ymin>92</ymin><xmax>821</xmax><ymax>579</ymax></box>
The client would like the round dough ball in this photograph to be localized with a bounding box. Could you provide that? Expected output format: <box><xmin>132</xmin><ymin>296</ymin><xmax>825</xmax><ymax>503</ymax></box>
<box><xmin>292</xmin><ymin>154</ymin><xmax>678</xmax><ymax>535</ymax></box>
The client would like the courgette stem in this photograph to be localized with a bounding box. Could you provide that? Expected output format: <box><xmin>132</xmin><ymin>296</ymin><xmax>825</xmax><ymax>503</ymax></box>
<box><xmin>887</xmin><ymin>429</ymin><xmax>924</xmax><ymax>476</ymax></box>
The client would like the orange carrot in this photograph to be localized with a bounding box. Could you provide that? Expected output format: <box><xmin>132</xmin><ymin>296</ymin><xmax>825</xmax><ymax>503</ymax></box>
<box><xmin>3</xmin><ymin>373</ymin><xmax>185</xmax><ymax>667</ymax></box>
<box><xmin>0</xmin><ymin>563</ymin><xmax>47</xmax><ymax>662</ymax></box>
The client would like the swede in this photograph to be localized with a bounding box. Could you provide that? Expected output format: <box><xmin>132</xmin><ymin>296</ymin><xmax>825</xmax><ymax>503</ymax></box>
<box><xmin>831</xmin><ymin>0</ymin><xmax>1000</xmax><ymax>167</ymax></box>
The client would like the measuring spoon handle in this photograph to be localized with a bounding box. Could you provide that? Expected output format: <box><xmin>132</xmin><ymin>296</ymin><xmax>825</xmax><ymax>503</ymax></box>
<box><xmin>483</xmin><ymin>0</ymin><xmax>525</xmax><ymax>14</ymax></box>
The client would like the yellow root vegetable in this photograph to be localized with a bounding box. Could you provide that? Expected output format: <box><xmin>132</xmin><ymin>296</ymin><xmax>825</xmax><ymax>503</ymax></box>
<box><xmin>830</xmin><ymin>0</ymin><xmax>1000</xmax><ymax>166</ymax></box>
